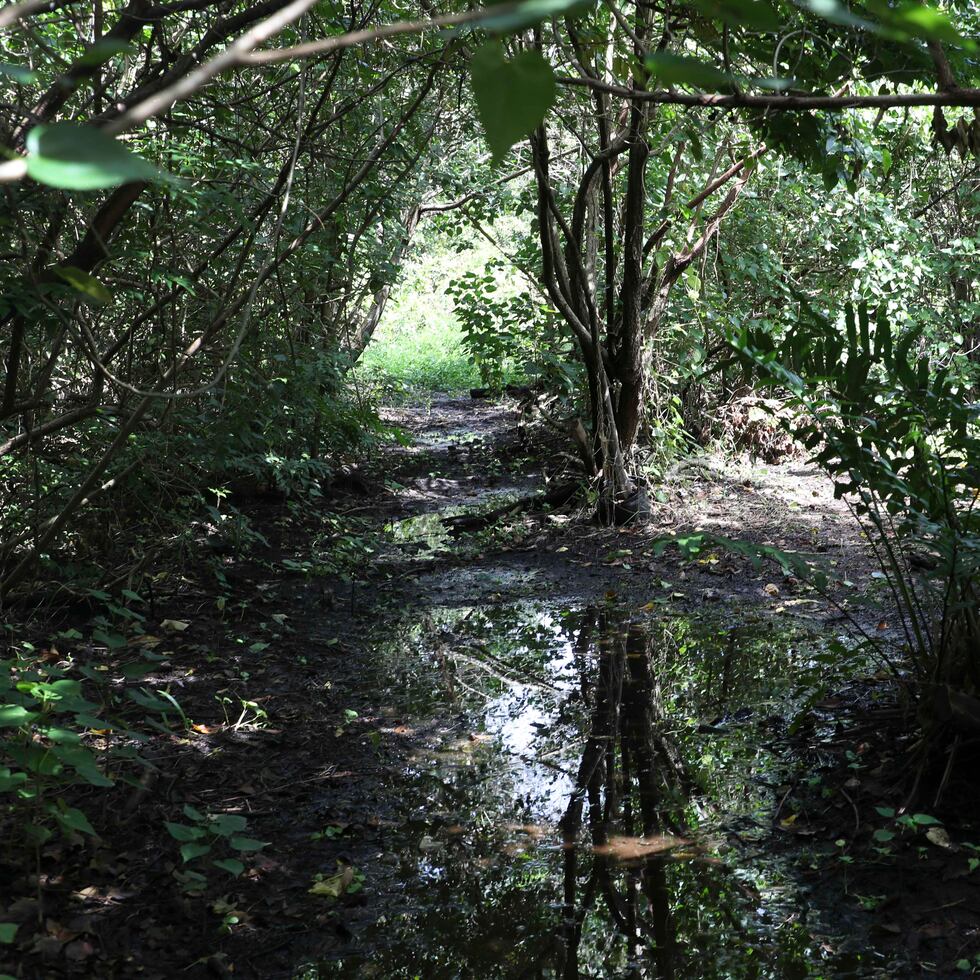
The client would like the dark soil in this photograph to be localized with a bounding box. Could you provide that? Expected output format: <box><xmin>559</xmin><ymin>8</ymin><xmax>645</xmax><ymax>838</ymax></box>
<box><xmin>2</xmin><ymin>394</ymin><xmax>978</xmax><ymax>978</ymax></box>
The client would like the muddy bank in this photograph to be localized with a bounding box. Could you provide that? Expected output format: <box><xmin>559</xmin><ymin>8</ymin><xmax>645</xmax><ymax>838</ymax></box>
<box><xmin>3</xmin><ymin>395</ymin><xmax>977</xmax><ymax>979</ymax></box>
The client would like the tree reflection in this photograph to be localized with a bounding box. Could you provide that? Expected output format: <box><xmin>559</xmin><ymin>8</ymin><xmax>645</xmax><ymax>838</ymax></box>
<box><xmin>559</xmin><ymin>609</ymin><xmax>748</xmax><ymax>980</ymax></box>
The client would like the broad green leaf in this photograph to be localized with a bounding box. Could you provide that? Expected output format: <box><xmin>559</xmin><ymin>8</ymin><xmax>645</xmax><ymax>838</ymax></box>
<box><xmin>119</xmin><ymin>661</ymin><xmax>157</xmax><ymax>680</ymax></box>
<box><xmin>0</xmin><ymin>768</ymin><xmax>28</xmax><ymax>792</ymax></box>
<box><xmin>0</xmin><ymin>704</ymin><xmax>37</xmax><ymax>728</ymax></box>
<box><xmin>229</xmin><ymin>836</ymin><xmax>267</xmax><ymax>851</ymax></box>
<box><xmin>209</xmin><ymin>813</ymin><xmax>248</xmax><ymax>836</ymax></box>
<box><xmin>26</xmin><ymin>123</ymin><xmax>170</xmax><ymax>191</ymax></box>
<box><xmin>0</xmin><ymin>923</ymin><xmax>17</xmax><ymax>944</ymax></box>
<box><xmin>865</xmin><ymin>0</ymin><xmax>970</xmax><ymax>44</ymax></box>
<box><xmin>52</xmin><ymin>266</ymin><xmax>112</xmax><ymax>304</ymax></box>
<box><xmin>689</xmin><ymin>0</ymin><xmax>781</xmax><ymax>31</ymax></box>
<box><xmin>77</xmin><ymin>40</ymin><xmax>136</xmax><ymax>67</ymax></box>
<box><xmin>212</xmin><ymin>858</ymin><xmax>244</xmax><ymax>875</ymax></box>
<box><xmin>166</xmin><ymin>821</ymin><xmax>206</xmax><ymax>842</ymax></box>
<box><xmin>183</xmin><ymin>803</ymin><xmax>206</xmax><ymax>822</ymax></box>
<box><xmin>55</xmin><ymin>805</ymin><xmax>97</xmax><ymax>836</ymax></box>
<box><xmin>476</xmin><ymin>0</ymin><xmax>594</xmax><ymax>33</ymax></box>
<box><xmin>180</xmin><ymin>841</ymin><xmax>212</xmax><ymax>863</ymax></box>
<box><xmin>0</xmin><ymin>62</ymin><xmax>37</xmax><ymax>83</ymax></box>
<box><xmin>471</xmin><ymin>43</ymin><xmax>556</xmax><ymax>165</ymax></box>
<box><xmin>53</xmin><ymin>745</ymin><xmax>114</xmax><ymax>786</ymax></box>
<box><xmin>40</xmin><ymin>726</ymin><xmax>82</xmax><ymax>744</ymax></box>
<box><xmin>646</xmin><ymin>53</ymin><xmax>733</xmax><ymax>90</ymax></box>
<box><xmin>127</xmin><ymin>689</ymin><xmax>179</xmax><ymax>713</ymax></box>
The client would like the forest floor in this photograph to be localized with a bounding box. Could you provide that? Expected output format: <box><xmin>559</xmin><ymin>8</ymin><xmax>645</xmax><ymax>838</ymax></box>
<box><xmin>3</xmin><ymin>395</ymin><xmax>979</xmax><ymax>979</ymax></box>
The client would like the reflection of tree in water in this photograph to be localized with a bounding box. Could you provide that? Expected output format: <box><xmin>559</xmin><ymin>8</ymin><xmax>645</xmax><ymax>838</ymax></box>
<box><xmin>558</xmin><ymin>610</ymin><xmax>772</xmax><ymax>980</ymax></box>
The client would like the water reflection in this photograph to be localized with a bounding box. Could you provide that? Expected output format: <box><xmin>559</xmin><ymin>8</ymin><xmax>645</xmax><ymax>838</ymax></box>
<box><xmin>311</xmin><ymin>605</ymin><xmax>880</xmax><ymax>978</ymax></box>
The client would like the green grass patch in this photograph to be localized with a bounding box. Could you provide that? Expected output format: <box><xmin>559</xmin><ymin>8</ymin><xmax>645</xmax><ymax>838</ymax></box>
<box><xmin>358</xmin><ymin>233</ymin><xmax>480</xmax><ymax>395</ymax></box>
<box><xmin>359</xmin><ymin>312</ymin><xmax>478</xmax><ymax>395</ymax></box>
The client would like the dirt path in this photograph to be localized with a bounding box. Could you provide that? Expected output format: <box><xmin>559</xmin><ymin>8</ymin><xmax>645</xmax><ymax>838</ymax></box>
<box><xmin>5</xmin><ymin>396</ymin><xmax>978</xmax><ymax>979</ymax></box>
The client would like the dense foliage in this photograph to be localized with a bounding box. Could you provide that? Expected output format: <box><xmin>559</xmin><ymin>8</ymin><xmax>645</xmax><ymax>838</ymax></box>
<box><xmin>1</xmin><ymin>0</ymin><xmax>980</xmax><ymax>962</ymax></box>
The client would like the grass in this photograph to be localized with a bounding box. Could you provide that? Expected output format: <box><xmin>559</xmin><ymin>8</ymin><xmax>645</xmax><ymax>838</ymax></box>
<box><xmin>358</xmin><ymin>233</ymin><xmax>482</xmax><ymax>395</ymax></box>
<box><xmin>358</xmin><ymin>216</ymin><xmax>536</xmax><ymax>396</ymax></box>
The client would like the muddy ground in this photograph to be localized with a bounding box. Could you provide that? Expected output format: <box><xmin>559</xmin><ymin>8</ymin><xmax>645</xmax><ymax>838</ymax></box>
<box><xmin>2</xmin><ymin>395</ymin><xmax>978</xmax><ymax>979</ymax></box>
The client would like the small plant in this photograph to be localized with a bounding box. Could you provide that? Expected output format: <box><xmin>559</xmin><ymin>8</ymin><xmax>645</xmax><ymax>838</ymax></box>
<box><xmin>1</xmin><ymin>648</ymin><xmax>111</xmax><ymax>847</ymax></box>
<box><xmin>334</xmin><ymin>708</ymin><xmax>358</xmax><ymax>737</ymax></box>
<box><xmin>310</xmin><ymin>823</ymin><xmax>347</xmax><ymax>841</ymax></box>
<box><xmin>215</xmin><ymin>691</ymin><xmax>269</xmax><ymax>730</ymax></box>
<box><xmin>871</xmin><ymin>806</ymin><xmax>945</xmax><ymax>854</ymax></box>
<box><xmin>166</xmin><ymin>805</ymin><xmax>267</xmax><ymax>893</ymax></box>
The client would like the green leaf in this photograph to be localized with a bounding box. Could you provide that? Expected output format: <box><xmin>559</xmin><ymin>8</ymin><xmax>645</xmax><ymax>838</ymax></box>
<box><xmin>127</xmin><ymin>689</ymin><xmax>179</xmax><ymax>713</ymax></box>
<box><xmin>873</xmin><ymin>828</ymin><xmax>895</xmax><ymax>842</ymax></box>
<box><xmin>180</xmin><ymin>841</ymin><xmax>212</xmax><ymax>863</ymax></box>
<box><xmin>0</xmin><ymin>768</ymin><xmax>28</xmax><ymax>792</ymax></box>
<box><xmin>212</xmin><ymin>858</ymin><xmax>245</xmax><ymax>876</ymax></box>
<box><xmin>52</xmin><ymin>266</ymin><xmax>112</xmax><ymax>304</ymax></box>
<box><xmin>26</xmin><ymin>123</ymin><xmax>170</xmax><ymax>191</ymax></box>
<box><xmin>119</xmin><ymin>660</ymin><xmax>157</xmax><ymax>680</ymax></box>
<box><xmin>76</xmin><ymin>40</ymin><xmax>136</xmax><ymax>67</ymax></box>
<box><xmin>0</xmin><ymin>704</ymin><xmax>37</xmax><ymax>728</ymax></box>
<box><xmin>229</xmin><ymin>836</ymin><xmax>267</xmax><ymax>852</ymax></box>
<box><xmin>54</xmin><ymin>805</ymin><xmax>96</xmax><ymax>836</ymax></box>
<box><xmin>865</xmin><ymin>0</ymin><xmax>969</xmax><ymax>44</ymax></box>
<box><xmin>471</xmin><ymin>43</ymin><xmax>556</xmax><ymax>165</ymax></box>
<box><xmin>209</xmin><ymin>814</ymin><xmax>248</xmax><ymax>836</ymax></box>
<box><xmin>646</xmin><ymin>53</ymin><xmax>733</xmax><ymax>91</ymax></box>
<box><xmin>475</xmin><ymin>0</ymin><xmax>594</xmax><ymax>33</ymax></box>
<box><xmin>0</xmin><ymin>62</ymin><xmax>37</xmax><ymax>83</ymax></box>
<box><xmin>0</xmin><ymin>923</ymin><xmax>17</xmax><ymax>944</ymax></box>
<box><xmin>689</xmin><ymin>0</ymin><xmax>781</xmax><ymax>31</ymax></box>
<box><xmin>40</xmin><ymin>726</ymin><xmax>82</xmax><ymax>744</ymax></box>
<box><xmin>911</xmin><ymin>813</ymin><xmax>942</xmax><ymax>826</ymax></box>
<box><xmin>166</xmin><ymin>821</ymin><xmax>206</xmax><ymax>842</ymax></box>
<box><xmin>183</xmin><ymin>803</ymin><xmax>206</xmax><ymax>822</ymax></box>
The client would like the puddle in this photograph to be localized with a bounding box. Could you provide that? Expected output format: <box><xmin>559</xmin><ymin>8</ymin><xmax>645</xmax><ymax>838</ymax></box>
<box><xmin>304</xmin><ymin>605</ymin><xmax>896</xmax><ymax>978</ymax></box>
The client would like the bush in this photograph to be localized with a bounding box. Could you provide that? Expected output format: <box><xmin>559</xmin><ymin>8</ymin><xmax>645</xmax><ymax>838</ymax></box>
<box><xmin>729</xmin><ymin>301</ymin><xmax>980</xmax><ymax>773</ymax></box>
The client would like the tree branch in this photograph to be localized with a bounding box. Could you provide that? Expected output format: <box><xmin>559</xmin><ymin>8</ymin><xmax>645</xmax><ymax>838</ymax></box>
<box><xmin>557</xmin><ymin>75</ymin><xmax>980</xmax><ymax>111</ymax></box>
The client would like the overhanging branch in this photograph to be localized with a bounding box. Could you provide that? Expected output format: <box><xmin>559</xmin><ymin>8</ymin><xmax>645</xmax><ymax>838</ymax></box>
<box><xmin>557</xmin><ymin>75</ymin><xmax>980</xmax><ymax>111</ymax></box>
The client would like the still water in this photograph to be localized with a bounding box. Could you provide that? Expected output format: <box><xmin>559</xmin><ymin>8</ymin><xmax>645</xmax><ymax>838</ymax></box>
<box><xmin>307</xmin><ymin>603</ymin><xmax>892</xmax><ymax>979</ymax></box>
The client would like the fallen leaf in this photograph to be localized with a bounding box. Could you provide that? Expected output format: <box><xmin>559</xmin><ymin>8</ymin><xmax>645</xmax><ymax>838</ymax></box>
<box><xmin>159</xmin><ymin>620</ymin><xmax>189</xmax><ymax>632</ymax></box>
<box><xmin>309</xmin><ymin>864</ymin><xmax>354</xmax><ymax>898</ymax></box>
<box><xmin>926</xmin><ymin>826</ymin><xmax>955</xmax><ymax>850</ymax></box>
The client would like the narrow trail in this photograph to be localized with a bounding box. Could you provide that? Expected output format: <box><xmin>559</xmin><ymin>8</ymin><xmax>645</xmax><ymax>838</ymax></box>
<box><xmin>9</xmin><ymin>395</ymin><xmax>974</xmax><ymax>979</ymax></box>
<box><xmin>207</xmin><ymin>394</ymin><xmax>888</xmax><ymax>977</ymax></box>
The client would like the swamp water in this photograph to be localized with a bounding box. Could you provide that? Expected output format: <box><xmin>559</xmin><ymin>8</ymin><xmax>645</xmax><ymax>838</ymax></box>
<box><xmin>307</xmin><ymin>603</ymin><xmax>894</xmax><ymax>979</ymax></box>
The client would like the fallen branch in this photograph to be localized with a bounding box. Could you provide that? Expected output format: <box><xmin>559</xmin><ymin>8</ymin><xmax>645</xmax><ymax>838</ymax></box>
<box><xmin>441</xmin><ymin>480</ymin><xmax>579</xmax><ymax>537</ymax></box>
